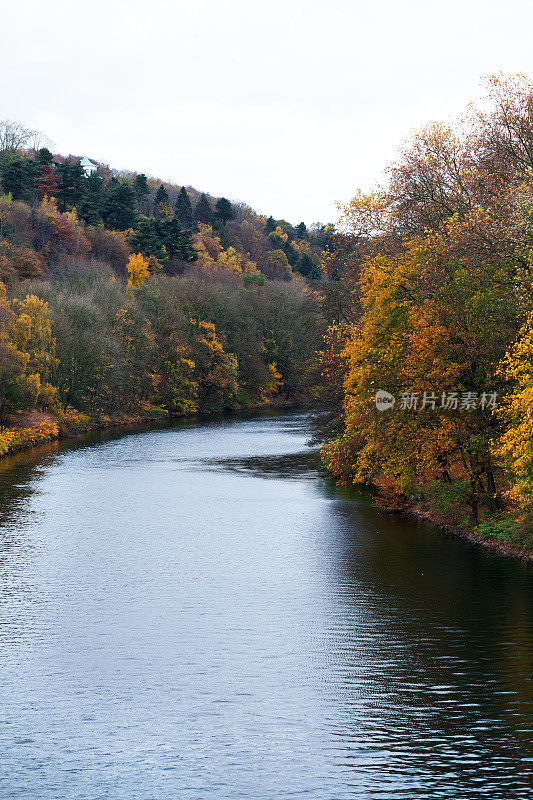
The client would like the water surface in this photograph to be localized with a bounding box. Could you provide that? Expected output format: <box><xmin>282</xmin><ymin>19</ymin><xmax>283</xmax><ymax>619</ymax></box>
<box><xmin>1</xmin><ymin>412</ymin><xmax>533</xmax><ymax>799</ymax></box>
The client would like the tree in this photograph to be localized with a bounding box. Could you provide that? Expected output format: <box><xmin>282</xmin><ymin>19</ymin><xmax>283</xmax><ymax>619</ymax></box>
<box><xmin>36</xmin><ymin>164</ymin><xmax>58</xmax><ymax>199</ymax></box>
<box><xmin>497</xmin><ymin>314</ymin><xmax>533</xmax><ymax>519</ymax></box>
<box><xmin>294</xmin><ymin>253</ymin><xmax>321</xmax><ymax>279</ymax></box>
<box><xmin>216</xmin><ymin>246</ymin><xmax>242</xmax><ymax>274</ymax></box>
<box><xmin>129</xmin><ymin>218</ymin><xmax>168</xmax><ymax>265</ymax></box>
<box><xmin>195</xmin><ymin>193</ymin><xmax>213</xmax><ymax>226</ymax></box>
<box><xmin>156</xmin><ymin>217</ymin><xmax>197</xmax><ymax>268</ymax></box>
<box><xmin>265</xmin><ymin>250</ymin><xmax>292</xmax><ymax>280</ymax></box>
<box><xmin>78</xmin><ymin>171</ymin><xmax>105</xmax><ymax>225</ymax></box>
<box><xmin>1</xmin><ymin>157</ymin><xmax>37</xmax><ymax>202</ymax></box>
<box><xmin>134</xmin><ymin>173</ymin><xmax>149</xmax><ymax>204</ymax></box>
<box><xmin>188</xmin><ymin>319</ymin><xmax>239</xmax><ymax>409</ymax></box>
<box><xmin>0</xmin><ymin>120</ymin><xmax>40</xmax><ymax>154</ymax></box>
<box><xmin>36</xmin><ymin>148</ymin><xmax>54</xmax><ymax>167</ymax></box>
<box><xmin>154</xmin><ymin>183</ymin><xmax>170</xmax><ymax>217</ymax></box>
<box><xmin>104</xmin><ymin>179</ymin><xmax>137</xmax><ymax>230</ymax></box>
<box><xmin>49</xmin><ymin>292</ymin><xmax>118</xmax><ymax>413</ymax></box>
<box><xmin>126</xmin><ymin>253</ymin><xmax>150</xmax><ymax>289</ymax></box>
<box><xmin>296</xmin><ymin>221</ymin><xmax>307</xmax><ymax>239</ymax></box>
<box><xmin>56</xmin><ymin>161</ymin><xmax>85</xmax><ymax>211</ymax></box>
<box><xmin>265</xmin><ymin>216</ymin><xmax>276</xmax><ymax>234</ymax></box>
<box><xmin>0</xmin><ymin>282</ymin><xmax>39</xmax><ymax>428</ymax></box>
<box><xmin>12</xmin><ymin>294</ymin><xmax>58</xmax><ymax>407</ymax></box>
<box><xmin>175</xmin><ymin>186</ymin><xmax>193</xmax><ymax>228</ymax></box>
<box><xmin>214</xmin><ymin>197</ymin><xmax>234</xmax><ymax>227</ymax></box>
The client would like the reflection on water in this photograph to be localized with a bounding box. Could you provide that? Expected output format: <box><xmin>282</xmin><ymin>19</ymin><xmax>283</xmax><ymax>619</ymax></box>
<box><xmin>0</xmin><ymin>411</ymin><xmax>532</xmax><ymax>799</ymax></box>
<box><xmin>205</xmin><ymin>449</ymin><xmax>323</xmax><ymax>480</ymax></box>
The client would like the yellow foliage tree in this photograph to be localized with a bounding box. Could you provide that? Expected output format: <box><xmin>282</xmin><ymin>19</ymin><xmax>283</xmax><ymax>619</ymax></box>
<box><xmin>126</xmin><ymin>253</ymin><xmax>150</xmax><ymax>290</ymax></box>
<box><xmin>216</xmin><ymin>246</ymin><xmax>242</xmax><ymax>275</ymax></box>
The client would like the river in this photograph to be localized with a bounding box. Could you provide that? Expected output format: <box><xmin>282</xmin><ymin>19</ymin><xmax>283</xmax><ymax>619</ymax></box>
<box><xmin>1</xmin><ymin>411</ymin><xmax>532</xmax><ymax>799</ymax></box>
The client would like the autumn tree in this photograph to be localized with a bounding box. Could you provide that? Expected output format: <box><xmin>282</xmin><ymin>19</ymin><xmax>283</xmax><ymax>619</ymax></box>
<box><xmin>0</xmin><ymin>283</ymin><xmax>41</xmax><ymax>427</ymax></box>
<box><xmin>36</xmin><ymin>164</ymin><xmax>58</xmax><ymax>200</ymax></box>
<box><xmin>0</xmin><ymin>120</ymin><xmax>41</xmax><ymax>154</ymax></box>
<box><xmin>126</xmin><ymin>253</ymin><xmax>150</xmax><ymax>289</ymax></box>
<box><xmin>265</xmin><ymin>249</ymin><xmax>292</xmax><ymax>280</ymax></box>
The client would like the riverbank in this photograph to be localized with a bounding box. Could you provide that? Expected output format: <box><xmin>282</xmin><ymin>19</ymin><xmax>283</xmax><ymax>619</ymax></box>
<box><xmin>405</xmin><ymin>504</ymin><xmax>533</xmax><ymax>563</ymax></box>
<box><xmin>0</xmin><ymin>399</ymin><xmax>303</xmax><ymax>461</ymax></box>
<box><xmin>369</xmin><ymin>485</ymin><xmax>533</xmax><ymax>563</ymax></box>
<box><xmin>0</xmin><ymin>407</ymin><xmax>170</xmax><ymax>459</ymax></box>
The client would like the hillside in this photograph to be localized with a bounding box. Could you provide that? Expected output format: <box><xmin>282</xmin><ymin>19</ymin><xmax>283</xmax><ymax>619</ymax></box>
<box><xmin>0</xmin><ymin>120</ymin><xmax>327</xmax><ymax>284</ymax></box>
<box><xmin>0</xmin><ymin>120</ymin><xmax>331</xmax><ymax>456</ymax></box>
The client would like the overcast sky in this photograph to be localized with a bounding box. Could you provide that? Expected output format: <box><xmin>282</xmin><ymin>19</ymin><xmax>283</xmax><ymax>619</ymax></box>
<box><xmin>3</xmin><ymin>0</ymin><xmax>533</xmax><ymax>224</ymax></box>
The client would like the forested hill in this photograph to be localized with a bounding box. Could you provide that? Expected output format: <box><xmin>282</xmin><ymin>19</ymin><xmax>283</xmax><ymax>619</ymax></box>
<box><xmin>0</xmin><ymin>123</ymin><xmax>327</xmax><ymax>283</ymax></box>
<box><xmin>0</xmin><ymin>120</ymin><xmax>334</xmax><ymax>455</ymax></box>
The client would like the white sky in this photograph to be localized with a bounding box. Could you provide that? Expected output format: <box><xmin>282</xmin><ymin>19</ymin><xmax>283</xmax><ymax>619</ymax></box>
<box><xmin>3</xmin><ymin>0</ymin><xmax>533</xmax><ymax>224</ymax></box>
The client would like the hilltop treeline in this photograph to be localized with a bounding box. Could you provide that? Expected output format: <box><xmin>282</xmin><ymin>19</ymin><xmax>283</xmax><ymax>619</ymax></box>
<box><xmin>0</xmin><ymin>123</ymin><xmax>330</xmax><ymax>453</ymax></box>
<box><xmin>0</xmin><ymin>123</ymin><xmax>327</xmax><ymax>282</ymax></box>
<box><xmin>319</xmin><ymin>74</ymin><xmax>533</xmax><ymax>550</ymax></box>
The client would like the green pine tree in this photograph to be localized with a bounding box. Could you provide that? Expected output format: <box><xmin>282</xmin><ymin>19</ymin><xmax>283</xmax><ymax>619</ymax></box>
<box><xmin>56</xmin><ymin>161</ymin><xmax>85</xmax><ymax>211</ymax></box>
<box><xmin>156</xmin><ymin>217</ymin><xmax>198</xmax><ymax>268</ymax></box>
<box><xmin>134</xmin><ymin>173</ymin><xmax>149</xmax><ymax>205</ymax></box>
<box><xmin>214</xmin><ymin>197</ymin><xmax>234</xmax><ymax>228</ymax></box>
<box><xmin>154</xmin><ymin>183</ymin><xmax>170</xmax><ymax>216</ymax></box>
<box><xmin>1</xmin><ymin>157</ymin><xmax>37</xmax><ymax>202</ymax></box>
<box><xmin>175</xmin><ymin>187</ymin><xmax>193</xmax><ymax>228</ymax></box>
<box><xmin>104</xmin><ymin>179</ymin><xmax>137</xmax><ymax>230</ymax></box>
<box><xmin>294</xmin><ymin>253</ymin><xmax>321</xmax><ymax>280</ymax></box>
<box><xmin>296</xmin><ymin>221</ymin><xmax>307</xmax><ymax>239</ymax></box>
<box><xmin>129</xmin><ymin>218</ymin><xmax>168</xmax><ymax>264</ymax></box>
<box><xmin>264</xmin><ymin>216</ymin><xmax>276</xmax><ymax>234</ymax></box>
<box><xmin>194</xmin><ymin>193</ymin><xmax>212</xmax><ymax>227</ymax></box>
<box><xmin>78</xmin><ymin>172</ymin><xmax>106</xmax><ymax>225</ymax></box>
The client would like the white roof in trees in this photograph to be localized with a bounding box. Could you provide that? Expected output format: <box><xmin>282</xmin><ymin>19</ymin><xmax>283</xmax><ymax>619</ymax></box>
<box><xmin>80</xmin><ymin>156</ymin><xmax>97</xmax><ymax>175</ymax></box>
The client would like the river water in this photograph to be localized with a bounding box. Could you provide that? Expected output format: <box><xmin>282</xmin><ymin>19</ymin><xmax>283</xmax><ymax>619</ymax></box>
<box><xmin>1</xmin><ymin>411</ymin><xmax>533</xmax><ymax>799</ymax></box>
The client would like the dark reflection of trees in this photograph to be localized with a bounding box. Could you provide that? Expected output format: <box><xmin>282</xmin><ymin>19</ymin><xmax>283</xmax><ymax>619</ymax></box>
<box><xmin>206</xmin><ymin>449</ymin><xmax>323</xmax><ymax>479</ymax></box>
<box><xmin>316</xmin><ymin>482</ymin><xmax>533</xmax><ymax>797</ymax></box>
<box><xmin>0</xmin><ymin>445</ymin><xmax>60</xmax><ymax>534</ymax></box>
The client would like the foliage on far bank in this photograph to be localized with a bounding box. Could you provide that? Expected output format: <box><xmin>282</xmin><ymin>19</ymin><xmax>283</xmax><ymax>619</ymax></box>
<box><xmin>0</xmin><ymin>121</ymin><xmax>331</xmax><ymax>457</ymax></box>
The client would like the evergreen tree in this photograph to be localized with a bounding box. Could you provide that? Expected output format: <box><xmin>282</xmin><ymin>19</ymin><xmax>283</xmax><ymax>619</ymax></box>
<box><xmin>134</xmin><ymin>173</ymin><xmax>149</xmax><ymax>207</ymax></box>
<box><xmin>194</xmin><ymin>193</ymin><xmax>212</xmax><ymax>226</ymax></box>
<box><xmin>1</xmin><ymin>157</ymin><xmax>37</xmax><ymax>202</ymax></box>
<box><xmin>294</xmin><ymin>253</ymin><xmax>321</xmax><ymax>280</ymax></box>
<box><xmin>265</xmin><ymin>215</ymin><xmax>276</xmax><ymax>234</ymax></box>
<box><xmin>296</xmin><ymin>221</ymin><xmax>307</xmax><ymax>239</ymax></box>
<box><xmin>129</xmin><ymin>218</ymin><xmax>168</xmax><ymax>264</ymax></box>
<box><xmin>214</xmin><ymin>197</ymin><xmax>234</xmax><ymax>227</ymax></box>
<box><xmin>156</xmin><ymin>217</ymin><xmax>198</xmax><ymax>266</ymax></box>
<box><xmin>56</xmin><ymin>161</ymin><xmax>85</xmax><ymax>211</ymax></box>
<box><xmin>36</xmin><ymin>148</ymin><xmax>54</xmax><ymax>167</ymax></box>
<box><xmin>175</xmin><ymin>186</ymin><xmax>193</xmax><ymax>228</ymax></box>
<box><xmin>104</xmin><ymin>179</ymin><xmax>137</xmax><ymax>230</ymax></box>
<box><xmin>78</xmin><ymin>172</ymin><xmax>106</xmax><ymax>225</ymax></box>
<box><xmin>154</xmin><ymin>183</ymin><xmax>169</xmax><ymax>216</ymax></box>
